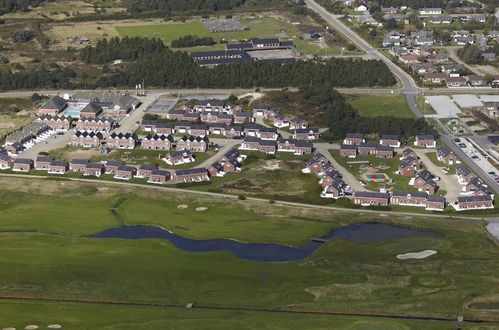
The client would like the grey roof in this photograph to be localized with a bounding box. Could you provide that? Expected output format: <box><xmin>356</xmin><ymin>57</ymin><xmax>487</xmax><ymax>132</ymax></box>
<box><xmin>117</xmin><ymin>165</ymin><xmax>136</xmax><ymax>172</ymax></box>
<box><xmin>106</xmin><ymin>160</ymin><xmax>123</xmax><ymax>167</ymax></box>
<box><xmin>151</xmin><ymin>169</ymin><xmax>169</xmax><ymax>176</ymax></box>
<box><xmin>0</xmin><ymin>153</ymin><xmax>11</xmax><ymax>162</ymax></box>
<box><xmin>168</xmin><ymin>150</ymin><xmax>192</xmax><ymax>158</ymax></box>
<box><xmin>427</xmin><ymin>195</ymin><xmax>446</xmax><ymax>203</ymax></box>
<box><xmin>253</xmin><ymin>104</ymin><xmax>269</xmax><ymax>110</ymax></box>
<box><xmin>50</xmin><ymin>160</ymin><xmax>68</xmax><ymax>167</ymax></box>
<box><xmin>40</xmin><ymin>95</ymin><xmax>67</xmax><ymax>110</ymax></box>
<box><xmin>354</xmin><ymin>191</ymin><xmax>390</xmax><ymax>199</ymax></box>
<box><xmin>210</xmin><ymin>162</ymin><xmax>224</xmax><ymax>171</ymax></box>
<box><xmin>359</xmin><ymin>142</ymin><xmax>378</xmax><ymax>149</ymax></box>
<box><xmin>345</xmin><ymin>133</ymin><xmax>364</xmax><ymax>139</ymax></box>
<box><xmin>156</xmin><ymin>123</ymin><xmax>173</xmax><ymax>129</ymax></box>
<box><xmin>86</xmin><ymin>163</ymin><xmax>103</xmax><ymax>169</ymax></box>
<box><xmin>416</xmin><ymin>134</ymin><xmax>434</xmax><ymax>141</ymax></box>
<box><xmin>175</xmin><ymin>168</ymin><xmax>208</xmax><ymax>176</ymax></box>
<box><xmin>71</xmin><ymin>159</ymin><xmax>89</xmax><ymax>165</ymax></box>
<box><xmin>416</xmin><ymin>169</ymin><xmax>433</xmax><ymax>181</ymax></box>
<box><xmin>381</xmin><ymin>135</ymin><xmax>399</xmax><ymax>140</ymax></box>
<box><xmin>341</xmin><ymin>144</ymin><xmax>358</xmax><ymax>150</ymax></box>
<box><xmin>377</xmin><ymin>145</ymin><xmax>394</xmax><ymax>152</ymax></box>
<box><xmin>457</xmin><ymin>195</ymin><xmax>492</xmax><ymax>202</ymax></box>
<box><xmin>14</xmin><ymin>158</ymin><xmax>32</xmax><ymax>164</ymax></box>
<box><xmin>437</xmin><ymin>147</ymin><xmax>452</xmax><ymax>158</ymax></box>
<box><xmin>80</xmin><ymin>101</ymin><xmax>102</xmax><ymax>114</ymax></box>
<box><xmin>226</xmin><ymin>125</ymin><xmax>242</xmax><ymax>131</ymax></box>
<box><xmin>224</xmin><ymin>149</ymin><xmax>241</xmax><ymax>160</ymax></box>
<box><xmin>141</xmin><ymin>120</ymin><xmax>157</xmax><ymax>126</ymax></box>
<box><xmin>260</xmin><ymin>140</ymin><xmax>277</xmax><ymax>146</ymax></box>
<box><xmin>457</xmin><ymin>165</ymin><xmax>472</xmax><ymax>176</ymax></box>
<box><xmin>139</xmin><ymin>164</ymin><xmax>158</xmax><ymax>171</ymax></box>
<box><xmin>36</xmin><ymin>156</ymin><xmax>53</xmax><ymax>163</ymax></box>
<box><xmin>400</xmin><ymin>157</ymin><xmax>417</xmax><ymax>169</ymax></box>
<box><xmin>392</xmin><ymin>190</ymin><xmax>427</xmax><ymax>198</ymax></box>
<box><xmin>243</xmin><ymin>136</ymin><xmax>260</xmax><ymax>143</ymax></box>
<box><xmin>111</xmin><ymin>94</ymin><xmax>140</xmax><ymax>110</ymax></box>
<box><xmin>296</xmin><ymin>141</ymin><xmax>313</xmax><ymax>148</ymax></box>
<box><xmin>330</xmin><ymin>178</ymin><xmax>345</xmax><ymax>190</ymax></box>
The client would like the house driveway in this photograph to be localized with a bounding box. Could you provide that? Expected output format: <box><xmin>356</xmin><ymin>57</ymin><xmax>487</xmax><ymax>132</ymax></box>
<box><xmin>412</xmin><ymin>149</ymin><xmax>461</xmax><ymax>201</ymax></box>
<box><xmin>198</xmin><ymin>138</ymin><xmax>242</xmax><ymax>168</ymax></box>
<box><xmin>314</xmin><ymin>143</ymin><xmax>366</xmax><ymax>192</ymax></box>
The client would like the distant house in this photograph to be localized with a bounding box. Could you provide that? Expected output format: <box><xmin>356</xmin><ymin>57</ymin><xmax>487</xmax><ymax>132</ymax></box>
<box><xmin>453</xmin><ymin>195</ymin><xmax>493</xmax><ymax>211</ymax></box>
<box><xmin>343</xmin><ymin>133</ymin><xmax>364</xmax><ymax>145</ymax></box>
<box><xmin>35</xmin><ymin>156</ymin><xmax>53</xmax><ymax>170</ymax></box>
<box><xmin>321</xmin><ymin>178</ymin><xmax>346</xmax><ymax>199</ymax></box>
<box><xmin>419</xmin><ymin>8</ymin><xmax>442</xmax><ymax>15</ymax></box>
<box><xmin>399</xmin><ymin>156</ymin><xmax>420</xmax><ymax>176</ymax></box>
<box><xmin>446</xmin><ymin>76</ymin><xmax>467</xmax><ymax>87</ymax></box>
<box><xmin>390</xmin><ymin>191</ymin><xmax>427</xmax><ymax>207</ymax></box>
<box><xmin>114</xmin><ymin>165</ymin><xmax>136</xmax><ymax>180</ymax></box>
<box><xmin>456</xmin><ymin>165</ymin><xmax>476</xmax><ymax>184</ymax></box>
<box><xmin>379</xmin><ymin>135</ymin><xmax>400</xmax><ymax>148</ymax></box>
<box><xmin>426</xmin><ymin>195</ymin><xmax>446</xmax><ymax>211</ymax></box>
<box><xmin>48</xmin><ymin>160</ymin><xmax>69</xmax><ymax>174</ymax></box>
<box><xmin>109</xmin><ymin>94</ymin><xmax>140</xmax><ymax>116</ymax></box>
<box><xmin>83</xmin><ymin>163</ymin><xmax>104</xmax><ymax>177</ymax></box>
<box><xmin>467</xmin><ymin>75</ymin><xmax>485</xmax><ymax>86</ymax></box>
<box><xmin>354</xmin><ymin>191</ymin><xmax>390</xmax><ymax>206</ymax></box>
<box><xmin>172</xmin><ymin>168</ymin><xmax>210</xmax><ymax>183</ymax></box>
<box><xmin>424</xmin><ymin>73</ymin><xmax>447</xmax><ymax>84</ymax></box>
<box><xmin>481</xmin><ymin>53</ymin><xmax>496</xmax><ymax>62</ymax></box>
<box><xmin>163</xmin><ymin>151</ymin><xmax>194</xmax><ymax>166</ymax></box>
<box><xmin>80</xmin><ymin>101</ymin><xmax>103</xmax><ymax>118</ymax></box>
<box><xmin>106</xmin><ymin>132</ymin><xmax>138</xmax><ymax>149</ymax></box>
<box><xmin>437</xmin><ymin>147</ymin><xmax>459</xmax><ymax>165</ymax></box>
<box><xmin>141</xmin><ymin>134</ymin><xmax>174</xmax><ymax>150</ymax></box>
<box><xmin>70</xmin><ymin>159</ymin><xmax>89</xmax><ymax>172</ymax></box>
<box><xmin>355</xmin><ymin>4</ymin><xmax>368</xmax><ymax>12</ymax></box>
<box><xmin>308</xmin><ymin>29</ymin><xmax>321</xmax><ymax>39</ymax></box>
<box><xmin>37</xmin><ymin>96</ymin><xmax>67</xmax><ymax>116</ymax></box>
<box><xmin>293</xmin><ymin>128</ymin><xmax>320</xmax><ymax>140</ymax></box>
<box><xmin>148</xmin><ymin>169</ymin><xmax>170</xmax><ymax>184</ymax></box>
<box><xmin>12</xmin><ymin>158</ymin><xmax>33</xmax><ymax>172</ymax></box>
<box><xmin>340</xmin><ymin>144</ymin><xmax>358</xmax><ymax>158</ymax></box>
<box><xmin>482</xmin><ymin>102</ymin><xmax>499</xmax><ymax>118</ymax></box>
<box><xmin>414</xmin><ymin>135</ymin><xmax>436</xmax><ymax>148</ymax></box>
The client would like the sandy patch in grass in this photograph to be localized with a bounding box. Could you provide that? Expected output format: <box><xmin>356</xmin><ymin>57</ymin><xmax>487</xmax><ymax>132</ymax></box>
<box><xmin>262</xmin><ymin>160</ymin><xmax>281</xmax><ymax>170</ymax></box>
<box><xmin>47</xmin><ymin>325</ymin><xmax>62</xmax><ymax>329</ymax></box>
<box><xmin>195</xmin><ymin>207</ymin><xmax>208</xmax><ymax>211</ymax></box>
<box><xmin>24</xmin><ymin>326</ymin><xmax>38</xmax><ymax>330</ymax></box>
<box><xmin>177</xmin><ymin>204</ymin><xmax>188</xmax><ymax>209</ymax></box>
<box><xmin>397</xmin><ymin>250</ymin><xmax>437</xmax><ymax>260</ymax></box>
<box><xmin>61</xmin><ymin>148</ymin><xmax>103</xmax><ymax>160</ymax></box>
<box><xmin>3</xmin><ymin>328</ymin><xmax>16</xmax><ymax>330</ymax></box>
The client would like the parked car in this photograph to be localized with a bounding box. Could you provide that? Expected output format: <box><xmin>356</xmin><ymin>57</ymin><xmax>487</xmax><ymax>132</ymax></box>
<box><xmin>458</xmin><ymin>143</ymin><xmax>466</xmax><ymax>148</ymax></box>
<box><xmin>454</xmin><ymin>138</ymin><xmax>461</xmax><ymax>143</ymax></box>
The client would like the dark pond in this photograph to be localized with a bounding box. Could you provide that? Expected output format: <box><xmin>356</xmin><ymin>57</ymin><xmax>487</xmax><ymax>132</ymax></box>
<box><xmin>88</xmin><ymin>222</ymin><xmax>442</xmax><ymax>262</ymax></box>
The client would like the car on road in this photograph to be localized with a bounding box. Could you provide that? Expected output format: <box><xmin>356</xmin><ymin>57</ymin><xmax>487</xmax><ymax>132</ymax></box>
<box><xmin>135</xmin><ymin>121</ymin><xmax>140</xmax><ymax>126</ymax></box>
<box><xmin>57</xmin><ymin>132</ymin><xmax>64</xmax><ymax>135</ymax></box>
<box><xmin>360</xmin><ymin>180</ymin><xmax>366</xmax><ymax>186</ymax></box>
<box><xmin>454</xmin><ymin>138</ymin><xmax>461</xmax><ymax>143</ymax></box>
<box><xmin>458</xmin><ymin>143</ymin><xmax>466</xmax><ymax>148</ymax></box>
<box><xmin>471</xmin><ymin>156</ymin><xmax>480</xmax><ymax>161</ymax></box>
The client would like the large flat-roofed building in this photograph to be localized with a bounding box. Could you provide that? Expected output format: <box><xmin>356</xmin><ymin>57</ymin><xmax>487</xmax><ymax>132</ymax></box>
<box><xmin>191</xmin><ymin>39</ymin><xmax>299</xmax><ymax>67</ymax></box>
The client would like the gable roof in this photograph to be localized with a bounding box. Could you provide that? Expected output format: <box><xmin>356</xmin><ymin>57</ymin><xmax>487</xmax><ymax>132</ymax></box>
<box><xmin>40</xmin><ymin>95</ymin><xmax>67</xmax><ymax>110</ymax></box>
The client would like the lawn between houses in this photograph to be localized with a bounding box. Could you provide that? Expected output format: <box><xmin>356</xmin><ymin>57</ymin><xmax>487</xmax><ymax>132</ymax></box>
<box><xmin>1</xmin><ymin>178</ymin><xmax>499</xmax><ymax>325</ymax></box>
<box><xmin>343</xmin><ymin>93</ymin><xmax>416</xmax><ymax>118</ymax></box>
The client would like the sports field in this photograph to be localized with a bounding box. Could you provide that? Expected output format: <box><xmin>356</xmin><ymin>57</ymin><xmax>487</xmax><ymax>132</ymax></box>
<box><xmin>1</xmin><ymin>177</ymin><xmax>499</xmax><ymax>328</ymax></box>
<box><xmin>115</xmin><ymin>16</ymin><xmax>344</xmax><ymax>55</ymax></box>
<box><xmin>344</xmin><ymin>93</ymin><xmax>416</xmax><ymax>118</ymax></box>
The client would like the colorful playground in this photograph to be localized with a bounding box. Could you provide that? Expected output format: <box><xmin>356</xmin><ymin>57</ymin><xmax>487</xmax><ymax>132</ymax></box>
<box><xmin>363</xmin><ymin>173</ymin><xmax>390</xmax><ymax>182</ymax></box>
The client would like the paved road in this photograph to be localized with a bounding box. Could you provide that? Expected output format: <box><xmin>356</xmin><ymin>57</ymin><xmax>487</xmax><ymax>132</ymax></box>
<box><xmin>441</xmin><ymin>46</ymin><xmax>483</xmax><ymax>76</ymax></box>
<box><xmin>305</xmin><ymin>0</ymin><xmax>418</xmax><ymax>91</ymax></box>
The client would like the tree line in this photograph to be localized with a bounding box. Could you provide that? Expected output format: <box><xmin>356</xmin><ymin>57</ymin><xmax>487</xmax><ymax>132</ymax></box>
<box><xmin>128</xmin><ymin>0</ymin><xmax>246</xmax><ymax>13</ymax></box>
<box><xmin>299</xmin><ymin>85</ymin><xmax>434</xmax><ymax>140</ymax></box>
<box><xmin>0</xmin><ymin>0</ymin><xmax>50</xmax><ymax>15</ymax></box>
<box><xmin>81</xmin><ymin>37</ymin><xmax>395</xmax><ymax>88</ymax></box>
<box><xmin>171</xmin><ymin>35</ymin><xmax>216</xmax><ymax>48</ymax></box>
<box><xmin>458</xmin><ymin>43</ymin><xmax>498</xmax><ymax>65</ymax></box>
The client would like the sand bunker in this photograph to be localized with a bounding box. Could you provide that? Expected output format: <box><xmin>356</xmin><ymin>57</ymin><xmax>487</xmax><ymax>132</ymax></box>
<box><xmin>3</xmin><ymin>328</ymin><xmax>16</xmax><ymax>330</ymax></box>
<box><xmin>195</xmin><ymin>207</ymin><xmax>208</xmax><ymax>211</ymax></box>
<box><xmin>396</xmin><ymin>250</ymin><xmax>437</xmax><ymax>260</ymax></box>
<box><xmin>47</xmin><ymin>325</ymin><xmax>62</xmax><ymax>329</ymax></box>
<box><xmin>25</xmin><ymin>326</ymin><xmax>38</xmax><ymax>330</ymax></box>
<box><xmin>177</xmin><ymin>204</ymin><xmax>188</xmax><ymax>209</ymax></box>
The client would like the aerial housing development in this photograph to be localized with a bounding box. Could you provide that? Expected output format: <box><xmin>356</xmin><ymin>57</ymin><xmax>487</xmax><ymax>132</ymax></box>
<box><xmin>0</xmin><ymin>0</ymin><xmax>498</xmax><ymax>327</ymax></box>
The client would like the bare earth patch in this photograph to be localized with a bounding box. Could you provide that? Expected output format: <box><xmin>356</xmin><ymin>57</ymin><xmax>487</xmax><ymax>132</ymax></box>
<box><xmin>47</xmin><ymin>325</ymin><xmax>62</xmax><ymax>329</ymax></box>
<box><xmin>177</xmin><ymin>204</ymin><xmax>188</xmax><ymax>209</ymax></box>
<box><xmin>397</xmin><ymin>250</ymin><xmax>437</xmax><ymax>260</ymax></box>
<box><xmin>261</xmin><ymin>160</ymin><xmax>281</xmax><ymax>170</ymax></box>
<box><xmin>195</xmin><ymin>207</ymin><xmax>208</xmax><ymax>211</ymax></box>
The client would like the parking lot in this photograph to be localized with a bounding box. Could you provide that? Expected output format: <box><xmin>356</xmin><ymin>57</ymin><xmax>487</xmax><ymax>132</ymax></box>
<box><xmin>454</xmin><ymin>137</ymin><xmax>498</xmax><ymax>182</ymax></box>
<box><xmin>425</xmin><ymin>95</ymin><xmax>461</xmax><ymax>118</ymax></box>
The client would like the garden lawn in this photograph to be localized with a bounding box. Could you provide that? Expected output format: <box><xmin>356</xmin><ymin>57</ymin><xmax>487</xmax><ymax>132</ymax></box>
<box><xmin>344</xmin><ymin>93</ymin><xmax>415</xmax><ymax>118</ymax></box>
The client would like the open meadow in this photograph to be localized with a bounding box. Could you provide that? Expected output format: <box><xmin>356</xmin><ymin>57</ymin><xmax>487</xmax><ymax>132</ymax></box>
<box><xmin>343</xmin><ymin>93</ymin><xmax>416</xmax><ymax>118</ymax></box>
<box><xmin>0</xmin><ymin>177</ymin><xmax>499</xmax><ymax>328</ymax></box>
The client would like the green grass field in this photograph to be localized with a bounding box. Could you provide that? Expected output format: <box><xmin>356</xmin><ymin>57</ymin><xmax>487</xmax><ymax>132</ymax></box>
<box><xmin>115</xmin><ymin>17</ymin><xmax>343</xmax><ymax>56</ymax></box>
<box><xmin>344</xmin><ymin>93</ymin><xmax>416</xmax><ymax>118</ymax></box>
<box><xmin>0</xmin><ymin>178</ymin><xmax>499</xmax><ymax>326</ymax></box>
